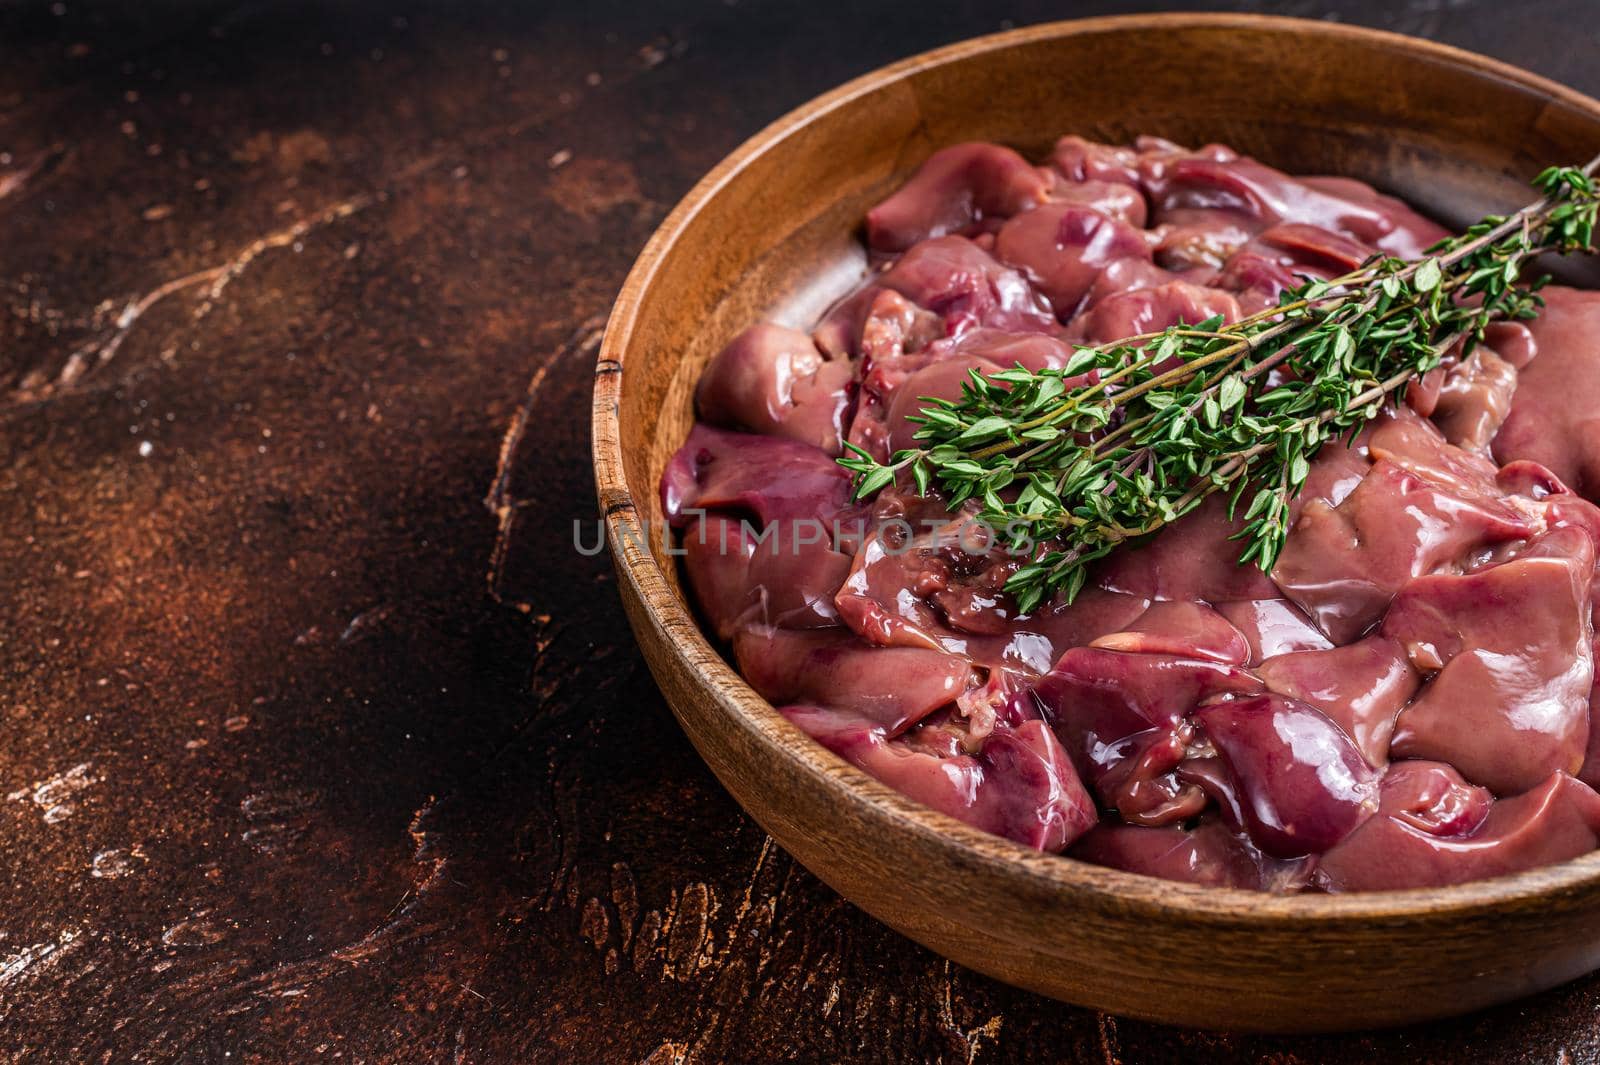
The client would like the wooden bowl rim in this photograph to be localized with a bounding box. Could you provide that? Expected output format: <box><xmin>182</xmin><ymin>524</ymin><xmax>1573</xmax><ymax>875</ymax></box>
<box><xmin>592</xmin><ymin>11</ymin><xmax>1600</xmax><ymax>923</ymax></box>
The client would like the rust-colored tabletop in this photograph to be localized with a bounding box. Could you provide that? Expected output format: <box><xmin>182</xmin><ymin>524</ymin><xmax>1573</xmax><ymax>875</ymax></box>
<box><xmin>5</xmin><ymin>2</ymin><xmax>1600</xmax><ymax>1062</ymax></box>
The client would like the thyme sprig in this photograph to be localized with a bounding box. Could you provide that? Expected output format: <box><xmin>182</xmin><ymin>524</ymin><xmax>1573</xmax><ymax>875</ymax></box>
<box><xmin>840</xmin><ymin>159</ymin><xmax>1600</xmax><ymax>612</ymax></box>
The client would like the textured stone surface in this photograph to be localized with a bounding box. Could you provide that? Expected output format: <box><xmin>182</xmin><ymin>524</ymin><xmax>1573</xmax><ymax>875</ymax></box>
<box><xmin>4</xmin><ymin>1</ymin><xmax>1600</xmax><ymax>1061</ymax></box>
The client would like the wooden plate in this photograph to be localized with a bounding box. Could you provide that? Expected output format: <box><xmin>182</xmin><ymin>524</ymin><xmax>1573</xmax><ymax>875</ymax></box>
<box><xmin>590</xmin><ymin>13</ymin><xmax>1600</xmax><ymax>1032</ymax></box>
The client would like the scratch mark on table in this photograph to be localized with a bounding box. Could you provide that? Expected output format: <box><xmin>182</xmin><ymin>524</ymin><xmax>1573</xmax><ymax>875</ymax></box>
<box><xmin>7</xmin><ymin>190</ymin><xmax>374</xmax><ymax>408</ymax></box>
<box><xmin>484</xmin><ymin>314</ymin><xmax>606</xmax><ymax>608</ymax></box>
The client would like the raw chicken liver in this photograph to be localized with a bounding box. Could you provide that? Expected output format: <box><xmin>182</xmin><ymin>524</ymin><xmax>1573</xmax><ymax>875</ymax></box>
<box><xmin>662</xmin><ymin>135</ymin><xmax>1600</xmax><ymax>889</ymax></box>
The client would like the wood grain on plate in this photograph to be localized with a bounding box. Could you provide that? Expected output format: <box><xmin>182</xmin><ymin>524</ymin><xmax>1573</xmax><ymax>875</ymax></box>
<box><xmin>595</xmin><ymin>14</ymin><xmax>1600</xmax><ymax>1033</ymax></box>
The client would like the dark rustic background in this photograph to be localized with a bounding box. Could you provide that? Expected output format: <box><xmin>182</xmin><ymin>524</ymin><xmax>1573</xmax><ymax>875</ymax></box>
<box><xmin>3</xmin><ymin>2</ymin><xmax>1598</xmax><ymax>1061</ymax></box>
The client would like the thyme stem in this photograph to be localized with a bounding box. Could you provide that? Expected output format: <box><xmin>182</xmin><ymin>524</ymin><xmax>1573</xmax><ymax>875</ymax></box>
<box><xmin>840</xmin><ymin>158</ymin><xmax>1600</xmax><ymax>612</ymax></box>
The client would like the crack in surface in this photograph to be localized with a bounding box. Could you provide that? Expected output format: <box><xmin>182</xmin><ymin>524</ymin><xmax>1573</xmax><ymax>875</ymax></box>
<box><xmin>7</xmin><ymin>189</ymin><xmax>376</xmax><ymax>409</ymax></box>
<box><xmin>128</xmin><ymin>793</ymin><xmax>451</xmax><ymax>1061</ymax></box>
<box><xmin>484</xmin><ymin>314</ymin><xmax>607</xmax><ymax>609</ymax></box>
<box><xmin>0</xmin><ymin>142</ymin><xmax>70</xmax><ymax>205</ymax></box>
<box><xmin>0</xmin><ymin>41</ymin><xmax>671</xmax><ymax>415</ymax></box>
